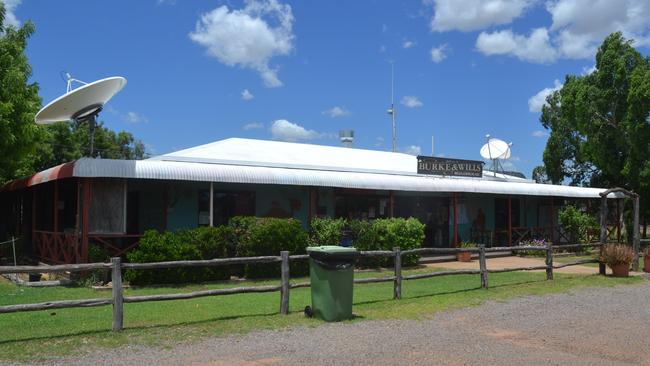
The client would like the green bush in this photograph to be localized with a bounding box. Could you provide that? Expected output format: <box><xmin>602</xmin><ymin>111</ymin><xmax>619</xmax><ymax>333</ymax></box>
<box><xmin>126</xmin><ymin>230</ymin><xmax>219</xmax><ymax>285</ymax></box>
<box><xmin>346</xmin><ymin>218</ymin><xmax>424</xmax><ymax>268</ymax></box>
<box><xmin>180</xmin><ymin>226</ymin><xmax>233</xmax><ymax>280</ymax></box>
<box><xmin>559</xmin><ymin>205</ymin><xmax>598</xmax><ymax>244</ymax></box>
<box><xmin>232</xmin><ymin>216</ymin><xmax>309</xmax><ymax>279</ymax></box>
<box><xmin>310</xmin><ymin>217</ymin><xmax>346</xmax><ymax>246</ymax></box>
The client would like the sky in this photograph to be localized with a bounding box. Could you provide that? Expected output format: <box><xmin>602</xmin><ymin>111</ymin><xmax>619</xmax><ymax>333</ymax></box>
<box><xmin>5</xmin><ymin>0</ymin><xmax>650</xmax><ymax>177</ymax></box>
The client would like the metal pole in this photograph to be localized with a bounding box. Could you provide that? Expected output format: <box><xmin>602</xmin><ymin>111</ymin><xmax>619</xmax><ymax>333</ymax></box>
<box><xmin>209</xmin><ymin>182</ymin><xmax>214</xmax><ymax>227</ymax></box>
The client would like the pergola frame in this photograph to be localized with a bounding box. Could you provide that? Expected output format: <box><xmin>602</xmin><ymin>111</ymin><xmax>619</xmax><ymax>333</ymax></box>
<box><xmin>599</xmin><ymin>187</ymin><xmax>640</xmax><ymax>273</ymax></box>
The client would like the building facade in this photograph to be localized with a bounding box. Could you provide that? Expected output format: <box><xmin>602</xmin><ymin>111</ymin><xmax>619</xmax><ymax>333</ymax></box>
<box><xmin>0</xmin><ymin>138</ymin><xmax>622</xmax><ymax>264</ymax></box>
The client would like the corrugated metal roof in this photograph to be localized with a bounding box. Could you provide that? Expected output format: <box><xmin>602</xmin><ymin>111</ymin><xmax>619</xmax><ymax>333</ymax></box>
<box><xmin>1</xmin><ymin>138</ymin><xmax>623</xmax><ymax>198</ymax></box>
<box><xmin>149</xmin><ymin>138</ymin><xmax>529</xmax><ymax>181</ymax></box>
<box><xmin>70</xmin><ymin>158</ymin><xmax>621</xmax><ymax>198</ymax></box>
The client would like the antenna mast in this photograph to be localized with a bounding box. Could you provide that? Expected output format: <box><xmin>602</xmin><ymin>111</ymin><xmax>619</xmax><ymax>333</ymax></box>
<box><xmin>387</xmin><ymin>62</ymin><xmax>397</xmax><ymax>152</ymax></box>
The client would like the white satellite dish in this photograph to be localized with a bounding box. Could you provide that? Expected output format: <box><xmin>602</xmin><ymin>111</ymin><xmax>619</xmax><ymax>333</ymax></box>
<box><xmin>480</xmin><ymin>137</ymin><xmax>510</xmax><ymax>160</ymax></box>
<box><xmin>480</xmin><ymin>135</ymin><xmax>513</xmax><ymax>177</ymax></box>
<box><xmin>35</xmin><ymin>75</ymin><xmax>127</xmax><ymax>155</ymax></box>
<box><xmin>35</xmin><ymin>76</ymin><xmax>126</xmax><ymax>124</ymax></box>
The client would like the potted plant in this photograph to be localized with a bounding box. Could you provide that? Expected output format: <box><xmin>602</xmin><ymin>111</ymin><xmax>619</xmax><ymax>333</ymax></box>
<box><xmin>600</xmin><ymin>244</ymin><xmax>635</xmax><ymax>277</ymax></box>
<box><xmin>457</xmin><ymin>242</ymin><xmax>475</xmax><ymax>262</ymax></box>
<box><xmin>643</xmin><ymin>247</ymin><xmax>650</xmax><ymax>273</ymax></box>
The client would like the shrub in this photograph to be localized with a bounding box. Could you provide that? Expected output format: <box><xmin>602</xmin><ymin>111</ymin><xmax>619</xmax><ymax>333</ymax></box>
<box><xmin>346</xmin><ymin>218</ymin><xmax>424</xmax><ymax>268</ymax></box>
<box><xmin>126</xmin><ymin>230</ymin><xmax>209</xmax><ymax>285</ymax></box>
<box><xmin>180</xmin><ymin>226</ymin><xmax>233</xmax><ymax>281</ymax></box>
<box><xmin>346</xmin><ymin>219</ymin><xmax>382</xmax><ymax>268</ymax></box>
<box><xmin>516</xmin><ymin>239</ymin><xmax>548</xmax><ymax>257</ymax></box>
<box><xmin>459</xmin><ymin>241</ymin><xmax>476</xmax><ymax>250</ymax></box>
<box><xmin>310</xmin><ymin>217</ymin><xmax>346</xmax><ymax>246</ymax></box>
<box><xmin>600</xmin><ymin>244</ymin><xmax>634</xmax><ymax>267</ymax></box>
<box><xmin>559</xmin><ymin>205</ymin><xmax>598</xmax><ymax>244</ymax></box>
<box><xmin>232</xmin><ymin>217</ymin><xmax>309</xmax><ymax>278</ymax></box>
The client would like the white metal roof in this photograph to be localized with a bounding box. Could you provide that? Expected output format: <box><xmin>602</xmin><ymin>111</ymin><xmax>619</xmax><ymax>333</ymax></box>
<box><xmin>149</xmin><ymin>138</ymin><xmax>527</xmax><ymax>181</ymax></box>
<box><xmin>70</xmin><ymin>156</ymin><xmax>620</xmax><ymax>199</ymax></box>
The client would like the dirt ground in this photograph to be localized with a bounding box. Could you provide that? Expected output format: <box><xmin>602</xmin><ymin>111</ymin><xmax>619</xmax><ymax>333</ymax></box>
<box><xmin>425</xmin><ymin>255</ymin><xmax>610</xmax><ymax>274</ymax></box>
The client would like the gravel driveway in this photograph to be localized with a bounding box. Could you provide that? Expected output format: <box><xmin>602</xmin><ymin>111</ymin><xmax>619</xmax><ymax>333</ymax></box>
<box><xmin>9</xmin><ymin>280</ymin><xmax>650</xmax><ymax>366</ymax></box>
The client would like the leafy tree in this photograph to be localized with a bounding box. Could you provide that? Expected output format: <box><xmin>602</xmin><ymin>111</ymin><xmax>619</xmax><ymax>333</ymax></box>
<box><xmin>539</xmin><ymin>32</ymin><xmax>650</xmax><ymax>213</ymax></box>
<box><xmin>33</xmin><ymin>120</ymin><xmax>147</xmax><ymax>172</ymax></box>
<box><xmin>0</xmin><ymin>4</ymin><xmax>147</xmax><ymax>183</ymax></box>
<box><xmin>0</xmin><ymin>4</ymin><xmax>43</xmax><ymax>182</ymax></box>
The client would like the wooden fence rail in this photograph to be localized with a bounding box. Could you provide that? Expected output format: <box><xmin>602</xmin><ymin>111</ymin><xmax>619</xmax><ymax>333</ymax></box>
<box><xmin>0</xmin><ymin>243</ymin><xmax>610</xmax><ymax>331</ymax></box>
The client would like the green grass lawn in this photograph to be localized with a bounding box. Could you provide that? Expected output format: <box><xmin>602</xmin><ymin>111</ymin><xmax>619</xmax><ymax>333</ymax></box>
<box><xmin>0</xmin><ymin>267</ymin><xmax>643</xmax><ymax>362</ymax></box>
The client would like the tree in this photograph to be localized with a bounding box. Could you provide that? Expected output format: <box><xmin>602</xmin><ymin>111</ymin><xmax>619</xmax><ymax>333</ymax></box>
<box><xmin>539</xmin><ymin>32</ymin><xmax>650</xmax><ymax>213</ymax></box>
<box><xmin>33</xmin><ymin>120</ymin><xmax>147</xmax><ymax>172</ymax></box>
<box><xmin>0</xmin><ymin>4</ymin><xmax>43</xmax><ymax>182</ymax></box>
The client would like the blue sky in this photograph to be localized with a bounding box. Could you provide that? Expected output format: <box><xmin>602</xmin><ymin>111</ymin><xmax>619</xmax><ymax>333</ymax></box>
<box><xmin>6</xmin><ymin>0</ymin><xmax>650</xmax><ymax>177</ymax></box>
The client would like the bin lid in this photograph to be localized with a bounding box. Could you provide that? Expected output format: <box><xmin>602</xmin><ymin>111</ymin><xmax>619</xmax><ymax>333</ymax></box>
<box><xmin>307</xmin><ymin>246</ymin><xmax>358</xmax><ymax>254</ymax></box>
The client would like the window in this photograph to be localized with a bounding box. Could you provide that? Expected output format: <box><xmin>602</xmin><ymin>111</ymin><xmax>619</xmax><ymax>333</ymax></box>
<box><xmin>212</xmin><ymin>191</ymin><xmax>255</xmax><ymax>226</ymax></box>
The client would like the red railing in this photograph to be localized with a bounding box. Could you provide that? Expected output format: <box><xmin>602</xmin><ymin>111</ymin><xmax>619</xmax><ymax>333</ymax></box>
<box><xmin>33</xmin><ymin>231</ymin><xmax>141</xmax><ymax>264</ymax></box>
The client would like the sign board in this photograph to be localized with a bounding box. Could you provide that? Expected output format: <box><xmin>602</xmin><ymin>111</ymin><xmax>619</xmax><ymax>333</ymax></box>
<box><xmin>417</xmin><ymin>156</ymin><xmax>484</xmax><ymax>178</ymax></box>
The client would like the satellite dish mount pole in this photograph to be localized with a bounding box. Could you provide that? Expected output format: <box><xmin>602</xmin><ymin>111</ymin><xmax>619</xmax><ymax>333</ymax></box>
<box><xmin>387</xmin><ymin>62</ymin><xmax>397</xmax><ymax>152</ymax></box>
<box><xmin>87</xmin><ymin>114</ymin><xmax>96</xmax><ymax>157</ymax></box>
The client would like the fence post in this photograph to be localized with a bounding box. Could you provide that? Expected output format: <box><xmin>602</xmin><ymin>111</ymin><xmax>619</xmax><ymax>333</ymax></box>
<box><xmin>478</xmin><ymin>244</ymin><xmax>488</xmax><ymax>289</ymax></box>
<box><xmin>545</xmin><ymin>241</ymin><xmax>553</xmax><ymax>280</ymax></box>
<box><xmin>280</xmin><ymin>251</ymin><xmax>290</xmax><ymax>315</ymax></box>
<box><xmin>632</xmin><ymin>195</ymin><xmax>640</xmax><ymax>272</ymax></box>
<box><xmin>11</xmin><ymin>237</ymin><xmax>17</xmax><ymax>267</ymax></box>
<box><xmin>111</xmin><ymin>257</ymin><xmax>123</xmax><ymax>331</ymax></box>
<box><xmin>599</xmin><ymin>196</ymin><xmax>607</xmax><ymax>275</ymax></box>
<box><xmin>393</xmin><ymin>247</ymin><xmax>401</xmax><ymax>300</ymax></box>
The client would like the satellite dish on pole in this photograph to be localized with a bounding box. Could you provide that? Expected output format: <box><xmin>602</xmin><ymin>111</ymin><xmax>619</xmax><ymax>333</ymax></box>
<box><xmin>480</xmin><ymin>135</ymin><xmax>512</xmax><ymax>177</ymax></box>
<box><xmin>35</xmin><ymin>74</ymin><xmax>127</xmax><ymax>156</ymax></box>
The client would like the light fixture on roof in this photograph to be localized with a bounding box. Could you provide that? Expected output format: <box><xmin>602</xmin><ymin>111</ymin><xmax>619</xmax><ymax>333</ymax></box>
<box><xmin>480</xmin><ymin>134</ymin><xmax>512</xmax><ymax>177</ymax></box>
<box><xmin>35</xmin><ymin>73</ymin><xmax>127</xmax><ymax>156</ymax></box>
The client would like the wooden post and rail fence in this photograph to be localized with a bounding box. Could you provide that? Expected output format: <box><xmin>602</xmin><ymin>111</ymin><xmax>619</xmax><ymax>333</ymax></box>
<box><xmin>0</xmin><ymin>242</ymin><xmax>616</xmax><ymax>332</ymax></box>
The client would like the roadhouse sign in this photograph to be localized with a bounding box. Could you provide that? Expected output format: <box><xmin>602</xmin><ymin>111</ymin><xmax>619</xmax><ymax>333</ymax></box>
<box><xmin>417</xmin><ymin>156</ymin><xmax>484</xmax><ymax>178</ymax></box>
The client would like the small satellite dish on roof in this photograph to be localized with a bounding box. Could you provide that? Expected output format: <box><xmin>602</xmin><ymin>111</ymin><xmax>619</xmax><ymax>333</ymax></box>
<box><xmin>35</xmin><ymin>73</ymin><xmax>127</xmax><ymax>156</ymax></box>
<box><xmin>480</xmin><ymin>135</ymin><xmax>513</xmax><ymax>177</ymax></box>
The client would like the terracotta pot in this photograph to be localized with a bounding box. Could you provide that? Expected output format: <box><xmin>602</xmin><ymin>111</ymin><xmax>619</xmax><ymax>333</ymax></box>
<box><xmin>611</xmin><ymin>263</ymin><xmax>630</xmax><ymax>277</ymax></box>
<box><xmin>644</xmin><ymin>256</ymin><xmax>650</xmax><ymax>273</ymax></box>
<box><xmin>457</xmin><ymin>251</ymin><xmax>472</xmax><ymax>262</ymax></box>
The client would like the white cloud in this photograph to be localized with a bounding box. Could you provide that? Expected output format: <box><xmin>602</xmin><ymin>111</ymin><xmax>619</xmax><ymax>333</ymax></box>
<box><xmin>430</xmin><ymin>44</ymin><xmax>448</xmax><ymax>63</ymax></box>
<box><xmin>427</xmin><ymin>0</ymin><xmax>533</xmax><ymax>32</ymax></box>
<box><xmin>404</xmin><ymin>145</ymin><xmax>422</xmax><ymax>155</ymax></box>
<box><xmin>270</xmin><ymin>119</ymin><xmax>321</xmax><ymax>141</ymax></box>
<box><xmin>532</xmin><ymin>130</ymin><xmax>550</xmax><ymax>138</ymax></box>
<box><xmin>528</xmin><ymin>79</ymin><xmax>563</xmax><ymax>113</ymax></box>
<box><xmin>243</xmin><ymin>122</ymin><xmax>264</xmax><ymax>130</ymax></box>
<box><xmin>473</xmin><ymin>0</ymin><xmax>650</xmax><ymax>63</ymax></box>
<box><xmin>401</xmin><ymin>96</ymin><xmax>423</xmax><ymax>108</ymax></box>
<box><xmin>379</xmin><ymin>45</ymin><xmax>387</xmax><ymax>53</ymax></box>
<box><xmin>241</xmin><ymin>89</ymin><xmax>254</xmax><ymax>100</ymax></box>
<box><xmin>124</xmin><ymin>111</ymin><xmax>149</xmax><ymax>124</ymax></box>
<box><xmin>375</xmin><ymin>136</ymin><xmax>385</xmax><ymax>147</ymax></box>
<box><xmin>547</xmin><ymin>0</ymin><xmax>650</xmax><ymax>58</ymax></box>
<box><xmin>2</xmin><ymin>0</ymin><xmax>21</xmax><ymax>27</ymax></box>
<box><xmin>403</xmin><ymin>39</ymin><xmax>417</xmax><ymax>49</ymax></box>
<box><xmin>322</xmin><ymin>106</ymin><xmax>349</xmax><ymax>118</ymax></box>
<box><xmin>189</xmin><ymin>0</ymin><xmax>294</xmax><ymax>88</ymax></box>
<box><xmin>581</xmin><ymin>64</ymin><xmax>597</xmax><ymax>75</ymax></box>
<box><xmin>476</xmin><ymin>28</ymin><xmax>558</xmax><ymax>63</ymax></box>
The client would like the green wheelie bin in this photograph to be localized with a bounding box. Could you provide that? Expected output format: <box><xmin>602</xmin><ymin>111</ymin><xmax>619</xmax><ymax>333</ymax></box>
<box><xmin>305</xmin><ymin>246</ymin><xmax>359</xmax><ymax>322</ymax></box>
